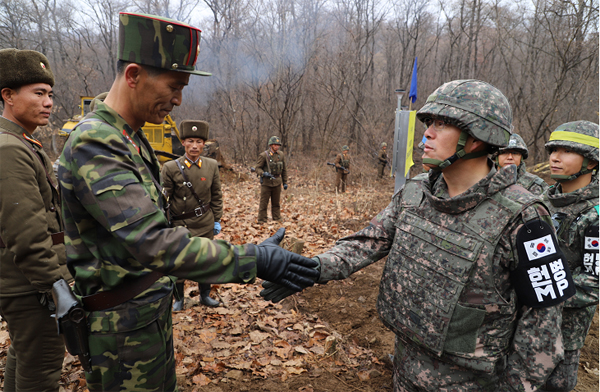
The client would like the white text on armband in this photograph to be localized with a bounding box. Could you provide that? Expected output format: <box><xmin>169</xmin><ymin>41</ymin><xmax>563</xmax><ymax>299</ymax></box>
<box><xmin>583</xmin><ymin>252</ymin><xmax>599</xmax><ymax>275</ymax></box>
<box><xmin>527</xmin><ymin>259</ymin><xmax>570</xmax><ymax>302</ymax></box>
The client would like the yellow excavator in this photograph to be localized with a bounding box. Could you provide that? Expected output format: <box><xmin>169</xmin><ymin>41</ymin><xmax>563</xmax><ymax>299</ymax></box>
<box><xmin>59</xmin><ymin>96</ymin><xmax>184</xmax><ymax>163</ymax></box>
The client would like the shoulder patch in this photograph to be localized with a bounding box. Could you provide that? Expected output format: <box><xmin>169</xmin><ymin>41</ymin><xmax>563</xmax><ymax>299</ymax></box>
<box><xmin>511</xmin><ymin>219</ymin><xmax>576</xmax><ymax>308</ymax></box>
<box><xmin>583</xmin><ymin>225</ymin><xmax>599</xmax><ymax>276</ymax></box>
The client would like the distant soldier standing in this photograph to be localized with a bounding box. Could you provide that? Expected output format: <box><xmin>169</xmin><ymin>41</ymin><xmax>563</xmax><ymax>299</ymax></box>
<box><xmin>495</xmin><ymin>133</ymin><xmax>548</xmax><ymax>195</ymax></box>
<box><xmin>334</xmin><ymin>145</ymin><xmax>350</xmax><ymax>192</ymax></box>
<box><xmin>255</xmin><ymin>136</ymin><xmax>288</xmax><ymax>223</ymax></box>
<box><xmin>162</xmin><ymin>121</ymin><xmax>222</xmax><ymax>309</ymax></box>
<box><xmin>377</xmin><ymin>142</ymin><xmax>388</xmax><ymax>179</ymax></box>
<box><xmin>0</xmin><ymin>49</ymin><xmax>72</xmax><ymax>391</ymax></box>
<box><xmin>58</xmin><ymin>13</ymin><xmax>318</xmax><ymax>391</ymax></box>
<box><xmin>541</xmin><ymin>121</ymin><xmax>599</xmax><ymax>392</ymax></box>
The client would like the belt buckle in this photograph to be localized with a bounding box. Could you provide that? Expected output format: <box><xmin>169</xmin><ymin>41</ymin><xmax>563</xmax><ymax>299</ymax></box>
<box><xmin>194</xmin><ymin>206</ymin><xmax>204</xmax><ymax>217</ymax></box>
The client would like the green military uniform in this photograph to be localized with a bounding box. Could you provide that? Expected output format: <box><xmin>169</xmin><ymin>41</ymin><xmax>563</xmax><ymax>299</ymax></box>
<box><xmin>334</xmin><ymin>146</ymin><xmax>350</xmax><ymax>192</ymax></box>
<box><xmin>0</xmin><ymin>49</ymin><xmax>73</xmax><ymax>392</ymax></box>
<box><xmin>496</xmin><ymin>133</ymin><xmax>548</xmax><ymax>195</ymax></box>
<box><xmin>541</xmin><ymin>121</ymin><xmax>599</xmax><ymax>391</ymax></box>
<box><xmin>255</xmin><ymin>136</ymin><xmax>287</xmax><ymax>222</ymax></box>
<box><xmin>377</xmin><ymin>143</ymin><xmax>388</xmax><ymax>179</ymax></box>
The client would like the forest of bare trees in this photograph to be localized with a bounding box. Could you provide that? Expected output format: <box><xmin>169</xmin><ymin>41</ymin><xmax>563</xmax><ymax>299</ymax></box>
<box><xmin>1</xmin><ymin>0</ymin><xmax>598</xmax><ymax>166</ymax></box>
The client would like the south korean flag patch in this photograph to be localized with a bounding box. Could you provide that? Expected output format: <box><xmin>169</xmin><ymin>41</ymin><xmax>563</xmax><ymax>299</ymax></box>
<box><xmin>511</xmin><ymin>219</ymin><xmax>575</xmax><ymax>308</ymax></box>
<box><xmin>582</xmin><ymin>225</ymin><xmax>599</xmax><ymax>277</ymax></box>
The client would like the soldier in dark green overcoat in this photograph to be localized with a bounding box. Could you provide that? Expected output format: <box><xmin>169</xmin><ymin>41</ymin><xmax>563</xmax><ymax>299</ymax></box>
<box><xmin>162</xmin><ymin>120</ymin><xmax>222</xmax><ymax>308</ymax></box>
<box><xmin>57</xmin><ymin>13</ymin><xmax>318</xmax><ymax>391</ymax></box>
<box><xmin>0</xmin><ymin>48</ymin><xmax>73</xmax><ymax>391</ymax></box>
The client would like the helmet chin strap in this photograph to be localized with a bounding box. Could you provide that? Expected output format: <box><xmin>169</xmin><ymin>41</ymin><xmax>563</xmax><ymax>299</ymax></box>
<box><xmin>422</xmin><ymin>130</ymin><xmax>488</xmax><ymax>170</ymax></box>
<box><xmin>551</xmin><ymin>158</ymin><xmax>594</xmax><ymax>181</ymax></box>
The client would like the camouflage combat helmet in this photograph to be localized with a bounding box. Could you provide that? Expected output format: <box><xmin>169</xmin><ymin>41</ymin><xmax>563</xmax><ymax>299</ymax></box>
<box><xmin>268</xmin><ymin>136</ymin><xmax>281</xmax><ymax>145</ymax></box>
<box><xmin>545</xmin><ymin>120</ymin><xmax>599</xmax><ymax>181</ymax></box>
<box><xmin>497</xmin><ymin>133</ymin><xmax>528</xmax><ymax>160</ymax></box>
<box><xmin>417</xmin><ymin>79</ymin><xmax>512</xmax><ymax>170</ymax></box>
<box><xmin>180</xmin><ymin>120</ymin><xmax>209</xmax><ymax>140</ymax></box>
<box><xmin>118</xmin><ymin>12</ymin><xmax>210</xmax><ymax>76</ymax></box>
<box><xmin>342</xmin><ymin>145</ymin><xmax>349</xmax><ymax>151</ymax></box>
<box><xmin>0</xmin><ymin>49</ymin><xmax>54</xmax><ymax>93</ymax></box>
<box><xmin>381</xmin><ymin>142</ymin><xmax>387</xmax><ymax>148</ymax></box>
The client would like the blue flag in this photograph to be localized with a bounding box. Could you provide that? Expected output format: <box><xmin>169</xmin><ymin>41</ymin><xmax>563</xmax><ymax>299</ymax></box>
<box><xmin>409</xmin><ymin>57</ymin><xmax>418</xmax><ymax>103</ymax></box>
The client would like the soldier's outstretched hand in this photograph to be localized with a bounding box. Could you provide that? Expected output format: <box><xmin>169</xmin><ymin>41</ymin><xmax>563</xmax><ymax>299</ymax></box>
<box><xmin>255</xmin><ymin>228</ymin><xmax>320</xmax><ymax>292</ymax></box>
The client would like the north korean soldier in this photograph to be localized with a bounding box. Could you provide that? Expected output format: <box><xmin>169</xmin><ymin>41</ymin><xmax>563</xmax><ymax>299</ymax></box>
<box><xmin>57</xmin><ymin>13</ymin><xmax>318</xmax><ymax>391</ymax></box>
<box><xmin>377</xmin><ymin>142</ymin><xmax>388</xmax><ymax>179</ymax></box>
<box><xmin>255</xmin><ymin>136</ymin><xmax>288</xmax><ymax>223</ymax></box>
<box><xmin>495</xmin><ymin>133</ymin><xmax>548</xmax><ymax>195</ymax></box>
<box><xmin>262</xmin><ymin>80</ymin><xmax>573</xmax><ymax>391</ymax></box>
<box><xmin>540</xmin><ymin>121</ymin><xmax>599</xmax><ymax>392</ymax></box>
<box><xmin>0</xmin><ymin>49</ymin><xmax>73</xmax><ymax>391</ymax></box>
<box><xmin>334</xmin><ymin>145</ymin><xmax>350</xmax><ymax>192</ymax></box>
<box><xmin>162</xmin><ymin>120</ymin><xmax>222</xmax><ymax>310</ymax></box>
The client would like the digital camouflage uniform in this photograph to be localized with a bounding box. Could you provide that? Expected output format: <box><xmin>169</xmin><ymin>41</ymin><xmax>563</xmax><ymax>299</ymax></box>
<box><xmin>255</xmin><ymin>137</ymin><xmax>287</xmax><ymax>222</ymax></box>
<box><xmin>541</xmin><ymin>121</ymin><xmax>599</xmax><ymax>391</ymax></box>
<box><xmin>496</xmin><ymin>133</ymin><xmax>548</xmax><ymax>196</ymax></box>
<box><xmin>0</xmin><ymin>49</ymin><xmax>72</xmax><ymax>392</ymax></box>
<box><xmin>314</xmin><ymin>81</ymin><xmax>570</xmax><ymax>391</ymax></box>
<box><xmin>377</xmin><ymin>143</ymin><xmax>388</xmax><ymax>179</ymax></box>
<box><xmin>334</xmin><ymin>147</ymin><xmax>350</xmax><ymax>192</ymax></box>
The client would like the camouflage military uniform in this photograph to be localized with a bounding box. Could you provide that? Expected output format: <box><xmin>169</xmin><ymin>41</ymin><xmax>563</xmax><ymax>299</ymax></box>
<box><xmin>316</xmin><ymin>165</ymin><xmax>566</xmax><ymax>391</ymax></box>
<box><xmin>0</xmin><ymin>49</ymin><xmax>72</xmax><ymax>392</ymax></box>
<box><xmin>334</xmin><ymin>149</ymin><xmax>350</xmax><ymax>192</ymax></box>
<box><xmin>377</xmin><ymin>145</ymin><xmax>388</xmax><ymax>179</ymax></box>
<box><xmin>59</xmin><ymin>100</ymin><xmax>257</xmax><ymax>391</ymax></box>
<box><xmin>255</xmin><ymin>146</ymin><xmax>287</xmax><ymax>222</ymax></box>
<box><xmin>515</xmin><ymin>162</ymin><xmax>548</xmax><ymax>196</ymax></box>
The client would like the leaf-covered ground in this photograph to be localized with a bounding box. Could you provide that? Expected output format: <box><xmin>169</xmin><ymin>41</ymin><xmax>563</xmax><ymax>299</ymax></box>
<box><xmin>0</xmin><ymin>165</ymin><xmax>597</xmax><ymax>391</ymax></box>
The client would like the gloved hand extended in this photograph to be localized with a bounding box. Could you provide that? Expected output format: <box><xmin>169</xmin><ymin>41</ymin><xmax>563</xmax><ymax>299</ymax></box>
<box><xmin>255</xmin><ymin>228</ymin><xmax>319</xmax><ymax>292</ymax></box>
<box><xmin>213</xmin><ymin>221</ymin><xmax>221</xmax><ymax>235</ymax></box>
<box><xmin>260</xmin><ymin>257</ymin><xmax>320</xmax><ymax>303</ymax></box>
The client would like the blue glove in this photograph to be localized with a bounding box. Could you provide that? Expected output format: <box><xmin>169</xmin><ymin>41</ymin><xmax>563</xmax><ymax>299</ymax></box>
<box><xmin>283</xmin><ymin>184</ymin><xmax>288</xmax><ymax>190</ymax></box>
<box><xmin>213</xmin><ymin>221</ymin><xmax>221</xmax><ymax>235</ymax></box>
<box><xmin>262</xmin><ymin>172</ymin><xmax>272</xmax><ymax>178</ymax></box>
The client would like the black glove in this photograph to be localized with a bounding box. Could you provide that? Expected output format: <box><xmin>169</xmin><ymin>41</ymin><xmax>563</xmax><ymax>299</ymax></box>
<box><xmin>260</xmin><ymin>257</ymin><xmax>320</xmax><ymax>303</ymax></box>
<box><xmin>262</xmin><ymin>172</ymin><xmax>272</xmax><ymax>178</ymax></box>
<box><xmin>283</xmin><ymin>184</ymin><xmax>288</xmax><ymax>190</ymax></box>
<box><xmin>255</xmin><ymin>228</ymin><xmax>319</xmax><ymax>292</ymax></box>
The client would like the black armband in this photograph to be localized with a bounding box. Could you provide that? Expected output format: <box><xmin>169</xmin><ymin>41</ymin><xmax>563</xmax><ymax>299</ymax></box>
<box><xmin>583</xmin><ymin>224</ymin><xmax>599</xmax><ymax>276</ymax></box>
<box><xmin>511</xmin><ymin>219</ymin><xmax>576</xmax><ymax>308</ymax></box>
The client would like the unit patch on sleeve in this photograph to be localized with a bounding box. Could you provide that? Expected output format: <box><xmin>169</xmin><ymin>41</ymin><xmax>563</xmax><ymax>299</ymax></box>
<box><xmin>511</xmin><ymin>219</ymin><xmax>576</xmax><ymax>308</ymax></box>
<box><xmin>583</xmin><ymin>225</ymin><xmax>599</xmax><ymax>276</ymax></box>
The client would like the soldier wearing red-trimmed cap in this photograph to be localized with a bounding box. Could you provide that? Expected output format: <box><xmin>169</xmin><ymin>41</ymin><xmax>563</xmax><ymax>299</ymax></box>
<box><xmin>58</xmin><ymin>13</ymin><xmax>319</xmax><ymax>391</ymax></box>
<box><xmin>0</xmin><ymin>48</ymin><xmax>73</xmax><ymax>392</ymax></box>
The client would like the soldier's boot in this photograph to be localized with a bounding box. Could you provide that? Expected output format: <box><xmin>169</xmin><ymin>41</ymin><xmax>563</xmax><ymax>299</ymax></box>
<box><xmin>199</xmin><ymin>284</ymin><xmax>219</xmax><ymax>307</ymax></box>
<box><xmin>172</xmin><ymin>281</ymin><xmax>185</xmax><ymax>311</ymax></box>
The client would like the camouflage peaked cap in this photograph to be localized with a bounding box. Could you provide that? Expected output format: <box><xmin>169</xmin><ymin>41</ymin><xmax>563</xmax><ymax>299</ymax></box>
<box><xmin>0</xmin><ymin>48</ymin><xmax>54</xmax><ymax>91</ymax></box>
<box><xmin>546</xmin><ymin>121</ymin><xmax>599</xmax><ymax>162</ymax></box>
<box><xmin>498</xmin><ymin>133</ymin><xmax>528</xmax><ymax>159</ymax></box>
<box><xmin>180</xmin><ymin>120</ymin><xmax>209</xmax><ymax>140</ymax></box>
<box><xmin>118</xmin><ymin>12</ymin><xmax>211</xmax><ymax>76</ymax></box>
<box><xmin>342</xmin><ymin>145</ymin><xmax>349</xmax><ymax>151</ymax></box>
<box><xmin>268</xmin><ymin>136</ymin><xmax>281</xmax><ymax>145</ymax></box>
<box><xmin>416</xmin><ymin>79</ymin><xmax>512</xmax><ymax>148</ymax></box>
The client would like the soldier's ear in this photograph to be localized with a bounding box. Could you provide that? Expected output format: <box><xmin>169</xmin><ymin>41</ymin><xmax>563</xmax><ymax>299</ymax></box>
<box><xmin>124</xmin><ymin>63</ymin><xmax>143</xmax><ymax>88</ymax></box>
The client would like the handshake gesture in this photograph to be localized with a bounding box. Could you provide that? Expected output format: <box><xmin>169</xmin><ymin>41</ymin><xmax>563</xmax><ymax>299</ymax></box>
<box><xmin>255</xmin><ymin>228</ymin><xmax>320</xmax><ymax>301</ymax></box>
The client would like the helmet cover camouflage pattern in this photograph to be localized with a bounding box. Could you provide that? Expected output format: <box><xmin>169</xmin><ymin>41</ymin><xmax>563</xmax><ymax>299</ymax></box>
<box><xmin>416</xmin><ymin>79</ymin><xmax>512</xmax><ymax>148</ymax></box>
<box><xmin>268</xmin><ymin>136</ymin><xmax>281</xmax><ymax>145</ymax></box>
<box><xmin>118</xmin><ymin>12</ymin><xmax>211</xmax><ymax>76</ymax></box>
<box><xmin>342</xmin><ymin>145</ymin><xmax>349</xmax><ymax>151</ymax></box>
<box><xmin>498</xmin><ymin>133</ymin><xmax>528</xmax><ymax>159</ymax></box>
<box><xmin>545</xmin><ymin>121</ymin><xmax>599</xmax><ymax>162</ymax></box>
<box><xmin>381</xmin><ymin>142</ymin><xmax>387</xmax><ymax>147</ymax></box>
<box><xmin>0</xmin><ymin>48</ymin><xmax>54</xmax><ymax>91</ymax></box>
<box><xmin>180</xmin><ymin>120</ymin><xmax>209</xmax><ymax>140</ymax></box>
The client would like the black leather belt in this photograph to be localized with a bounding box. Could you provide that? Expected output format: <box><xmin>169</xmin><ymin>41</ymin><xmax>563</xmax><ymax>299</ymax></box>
<box><xmin>171</xmin><ymin>204</ymin><xmax>211</xmax><ymax>221</ymax></box>
<box><xmin>0</xmin><ymin>231</ymin><xmax>64</xmax><ymax>248</ymax></box>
